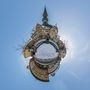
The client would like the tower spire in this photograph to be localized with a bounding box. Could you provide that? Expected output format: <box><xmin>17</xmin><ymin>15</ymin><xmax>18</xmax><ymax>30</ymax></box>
<box><xmin>42</xmin><ymin>6</ymin><xmax>48</xmax><ymax>26</ymax></box>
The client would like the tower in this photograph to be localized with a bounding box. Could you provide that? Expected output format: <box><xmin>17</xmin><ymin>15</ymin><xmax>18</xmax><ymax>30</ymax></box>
<box><xmin>23</xmin><ymin>7</ymin><xmax>66</xmax><ymax>82</ymax></box>
<box><xmin>42</xmin><ymin>7</ymin><xmax>48</xmax><ymax>26</ymax></box>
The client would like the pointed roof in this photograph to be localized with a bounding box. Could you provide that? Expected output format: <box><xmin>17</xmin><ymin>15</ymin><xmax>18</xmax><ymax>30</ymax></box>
<box><xmin>42</xmin><ymin>6</ymin><xmax>48</xmax><ymax>25</ymax></box>
<box><xmin>43</xmin><ymin>6</ymin><xmax>48</xmax><ymax>17</ymax></box>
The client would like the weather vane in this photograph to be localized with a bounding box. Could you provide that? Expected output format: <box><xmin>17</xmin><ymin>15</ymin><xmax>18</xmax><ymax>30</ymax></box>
<box><xmin>23</xmin><ymin>7</ymin><xmax>66</xmax><ymax>82</ymax></box>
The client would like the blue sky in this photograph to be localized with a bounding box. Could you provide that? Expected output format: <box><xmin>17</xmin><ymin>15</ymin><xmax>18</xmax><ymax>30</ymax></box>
<box><xmin>0</xmin><ymin>0</ymin><xmax>90</xmax><ymax>90</ymax></box>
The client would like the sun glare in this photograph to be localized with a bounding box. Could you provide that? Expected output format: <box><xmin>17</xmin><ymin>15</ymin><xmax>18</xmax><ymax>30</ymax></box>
<box><xmin>59</xmin><ymin>32</ymin><xmax>75</xmax><ymax>63</ymax></box>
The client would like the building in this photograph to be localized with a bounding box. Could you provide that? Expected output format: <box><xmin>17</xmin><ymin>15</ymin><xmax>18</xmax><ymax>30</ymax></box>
<box><xmin>23</xmin><ymin>7</ymin><xmax>66</xmax><ymax>82</ymax></box>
